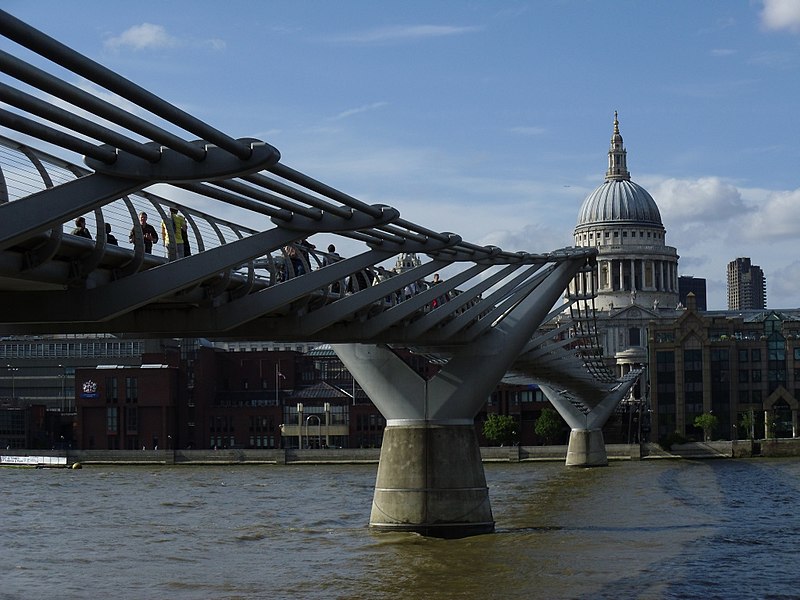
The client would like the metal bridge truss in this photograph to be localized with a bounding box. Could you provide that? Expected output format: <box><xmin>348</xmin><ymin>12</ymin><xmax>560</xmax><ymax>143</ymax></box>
<box><xmin>0</xmin><ymin>10</ymin><xmax>599</xmax><ymax>351</ymax></box>
<box><xmin>507</xmin><ymin>261</ymin><xmax>642</xmax><ymax>415</ymax></box>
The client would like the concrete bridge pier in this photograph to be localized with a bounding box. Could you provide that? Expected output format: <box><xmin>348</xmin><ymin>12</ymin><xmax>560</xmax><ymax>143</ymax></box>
<box><xmin>334</xmin><ymin>343</ymin><xmax>495</xmax><ymax>538</ymax></box>
<box><xmin>373</xmin><ymin>419</ymin><xmax>493</xmax><ymax>538</ymax></box>
<box><xmin>333</xmin><ymin>258</ymin><xmax>591</xmax><ymax>535</ymax></box>
<box><xmin>539</xmin><ymin>380</ymin><xmax>638</xmax><ymax>467</ymax></box>
<box><xmin>565</xmin><ymin>428</ymin><xmax>608</xmax><ymax>467</ymax></box>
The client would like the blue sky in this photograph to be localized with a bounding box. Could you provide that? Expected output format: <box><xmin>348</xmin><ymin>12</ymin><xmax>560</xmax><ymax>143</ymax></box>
<box><xmin>4</xmin><ymin>0</ymin><xmax>800</xmax><ymax>309</ymax></box>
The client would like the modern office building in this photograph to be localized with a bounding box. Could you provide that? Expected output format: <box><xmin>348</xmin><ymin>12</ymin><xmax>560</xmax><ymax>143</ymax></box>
<box><xmin>649</xmin><ymin>294</ymin><xmax>799</xmax><ymax>442</ymax></box>
<box><xmin>679</xmin><ymin>276</ymin><xmax>708</xmax><ymax>311</ymax></box>
<box><xmin>727</xmin><ymin>257</ymin><xmax>766</xmax><ymax>310</ymax></box>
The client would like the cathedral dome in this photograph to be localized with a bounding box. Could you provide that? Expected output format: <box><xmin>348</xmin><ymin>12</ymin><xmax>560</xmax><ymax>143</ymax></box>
<box><xmin>576</xmin><ymin>179</ymin><xmax>662</xmax><ymax>227</ymax></box>
<box><xmin>575</xmin><ymin>112</ymin><xmax>662</xmax><ymax>232</ymax></box>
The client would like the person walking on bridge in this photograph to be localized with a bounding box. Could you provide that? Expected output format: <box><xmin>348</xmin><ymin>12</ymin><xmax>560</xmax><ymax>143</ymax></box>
<box><xmin>161</xmin><ymin>207</ymin><xmax>186</xmax><ymax>261</ymax></box>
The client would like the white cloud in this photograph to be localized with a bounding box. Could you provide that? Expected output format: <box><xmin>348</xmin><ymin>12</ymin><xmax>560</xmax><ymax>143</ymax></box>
<box><xmin>760</xmin><ymin>0</ymin><xmax>800</xmax><ymax>33</ymax></box>
<box><xmin>333</xmin><ymin>102</ymin><xmax>389</xmax><ymax>121</ymax></box>
<box><xmin>326</xmin><ymin>25</ymin><xmax>481</xmax><ymax>44</ymax></box>
<box><xmin>746</xmin><ymin>188</ymin><xmax>800</xmax><ymax>240</ymax></box>
<box><xmin>747</xmin><ymin>50</ymin><xmax>800</xmax><ymax>69</ymax></box>
<box><xmin>769</xmin><ymin>260</ymin><xmax>800</xmax><ymax>308</ymax></box>
<box><xmin>104</xmin><ymin>23</ymin><xmax>178</xmax><ymax>51</ymax></box>
<box><xmin>650</xmin><ymin>177</ymin><xmax>746</xmax><ymax>222</ymax></box>
<box><xmin>479</xmin><ymin>223</ymin><xmax>572</xmax><ymax>255</ymax></box>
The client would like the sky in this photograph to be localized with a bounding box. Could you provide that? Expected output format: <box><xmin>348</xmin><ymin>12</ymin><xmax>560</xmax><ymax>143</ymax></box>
<box><xmin>4</xmin><ymin>0</ymin><xmax>800</xmax><ymax>310</ymax></box>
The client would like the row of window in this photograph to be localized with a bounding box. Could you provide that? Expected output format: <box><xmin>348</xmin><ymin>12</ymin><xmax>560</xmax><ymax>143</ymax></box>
<box><xmin>576</xmin><ymin>230</ymin><xmax>665</xmax><ymax>244</ymax></box>
<box><xmin>105</xmin><ymin>377</ymin><xmax>138</xmax><ymax>403</ymax></box>
<box><xmin>0</xmin><ymin>341</ymin><xmax>143</xmax><ymax>359</ymax></box>
<box><xmin>105</xmin><ymin>406</ymin><xmax>139</xmax><ymax>434</ymax></box>
<box><xmin>355</xmin><ymin>413</ymin><xmax>385</xmax><ymax>431</ymax></box>
<box><xmin>656</xmin><ymin>347</ymin><xmax>800</xmax><ymax>365</ymax></box>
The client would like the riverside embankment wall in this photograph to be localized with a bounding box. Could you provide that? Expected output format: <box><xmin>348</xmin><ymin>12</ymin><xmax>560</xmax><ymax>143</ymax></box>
<box><xmin>4</xmin><ymin>439</ymin><xmax>800</xmax><ymax>466</ymax></box>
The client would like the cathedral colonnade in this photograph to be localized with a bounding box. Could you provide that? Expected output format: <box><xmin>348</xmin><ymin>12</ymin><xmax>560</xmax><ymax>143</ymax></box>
<box><xmin>572</xmin><ymin>258</ymin><xmax>678</xmax><ymax>296</ymax></box>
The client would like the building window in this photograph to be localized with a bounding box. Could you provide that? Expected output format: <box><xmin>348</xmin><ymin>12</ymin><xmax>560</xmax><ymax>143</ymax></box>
<box><xmin>738</xmin><ymin>370</ymin><xmax>749</xmax><ymax>383</ymax></box>
<box><xmin>106</xmin><ymin>377</ymin><xmax>118</xmax><ymax>404</ymax></box>
<box><xmin>125</xmin><ymin>377</ymin><xmax>138</xmax><ymax>403</ymax></box>
<box><xmin>752</xmin><ymin>370</ymin><xmax>762</xmax><ymax>382</ymax></box>
<box><xmin>106</xmin><ymin>406</ymin><xmax>118</xmax><ymax>434</ymax></box>
<box><xmin>738</xmin><ymin>350</ymin><xmax>749</xmax><ymax>363</ymax></box>
<box><xmin>751</xmin><ymin>349</ymin><xmax>761</xmax><ymax>362</ymax></box>
<box><xmin>629</xmin><ymin>328</ymin><xmax>641</xmax><ymax>346</ymax></box>
<box><xmin>126</xmin><ymin>406</ymin><xmax>138</xmax><ymax>433</ymax></box>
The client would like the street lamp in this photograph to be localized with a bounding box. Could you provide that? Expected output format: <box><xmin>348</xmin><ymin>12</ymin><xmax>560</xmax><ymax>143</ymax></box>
<box><xmin>6</xmin><ymin>365</ymin><xmax>18</xmax><ymax>401</ymax></box>
<box><xmin>275</xmin><ymin>362</ymin><xmax>285</xmax><ymax>405</ymax></box>
<box><xmin>306</xmin><ymin>414</ymin><xmax>321</xmax><ymax>449</ymax></box>
<box><xmin>296</xmin><ymin>403</ymin><xmax>304</xmax><ymax>449</ymax></box>
<box><xmin>58</xmin><ymin>364</ymin><xmax>66</xmax><ymax>412</ymax></box>
<box><xmin>324</xmin><ymin>402</ymin><xmax>331</xmax><ymax>448</ymax></box>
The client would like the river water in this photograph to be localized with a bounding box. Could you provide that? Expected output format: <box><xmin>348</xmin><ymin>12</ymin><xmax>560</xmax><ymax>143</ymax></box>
<box><xmin>2</xmin><ymin>458</ymin><xmax>799</xmax><ymax>600</ymax></box>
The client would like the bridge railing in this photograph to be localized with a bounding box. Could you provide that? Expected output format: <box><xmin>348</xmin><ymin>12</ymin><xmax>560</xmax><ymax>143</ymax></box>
<box><xmin>0</xmin><ymin>9</ymin><xmax>598</xmax><ymax>344</ymax></box>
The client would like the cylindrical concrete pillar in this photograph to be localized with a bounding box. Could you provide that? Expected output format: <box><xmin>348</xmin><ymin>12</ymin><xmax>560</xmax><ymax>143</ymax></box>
<box><xmin>565</xmin><ymin>428</ymin><xmax>608</xmax><ymax>467</ymax></box>
<box><xmin>370</xmin><ymin>423</ymin><xmax>494</xmax><ymax>538</ymax></box>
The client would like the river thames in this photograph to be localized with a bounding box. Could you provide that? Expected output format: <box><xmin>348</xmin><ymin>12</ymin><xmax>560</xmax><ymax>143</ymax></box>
<box><xmin>2</xmin><ymin>458</ymin><xmax>798</xmax><ymax>599</ymax></box>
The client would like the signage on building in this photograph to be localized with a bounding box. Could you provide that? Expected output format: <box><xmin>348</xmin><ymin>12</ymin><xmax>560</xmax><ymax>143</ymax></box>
<box><xmin>80</xmin><ymin>379</ymin><xmax>98</xmax><ymax>398</ymax></box>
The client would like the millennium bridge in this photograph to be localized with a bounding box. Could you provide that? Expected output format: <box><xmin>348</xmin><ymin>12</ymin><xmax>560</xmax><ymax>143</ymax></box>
<box><xmin>0</xmin><ymin>10</ymin><xmax>640</xmax><ymax>537</ymax></box>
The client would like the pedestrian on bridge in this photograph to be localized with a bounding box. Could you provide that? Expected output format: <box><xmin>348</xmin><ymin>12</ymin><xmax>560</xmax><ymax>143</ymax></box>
<box><xmin>70</xmin><ymin>216</ymin><xmax>92</xmax><ymax>240</ymax></box>
<box><xmin>130</xmin><ymin>212</ymin><xmax>158</xmax><ymax>253</ymax></box>
<box><xmin>161</xmin><ymin>207</ymin><xmax>186</xmax><ymax>261</ymax></box>
<box><xmin>105</xmin><ymin>223</ymin><xmax>118</xmax><ymax>246</ymax></box>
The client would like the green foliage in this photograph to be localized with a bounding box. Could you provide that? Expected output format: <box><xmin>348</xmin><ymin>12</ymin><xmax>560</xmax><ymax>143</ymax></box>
<box><xmin>482</xmin><ymin>413</ymin><xmax>518</xmax><ymax>446</ymax></box>
<box><xmin>658</xmin><ymin>431</ymin><xmax>687</xmax><ymax>451</ymax></box>
<box><xmin>738</xmin><ymin>411</ymin><xmax>755</xmax><ymax>440</ymax></box>
<box><xmin>534</xmin><ymin>408</ymin><xmax>562</xmax><ymax>445</ymax></box>
<box><xmin>693</xmin><ymin>412</ymin><xmax>718</xmax><ymax>441</ymax></box>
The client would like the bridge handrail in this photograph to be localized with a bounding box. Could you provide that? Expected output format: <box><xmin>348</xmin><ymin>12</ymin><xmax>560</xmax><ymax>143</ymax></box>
<box><xmin>0</xmin><ymin>10</ymin><xmax>599</xmax><ymax>347</ymax></box>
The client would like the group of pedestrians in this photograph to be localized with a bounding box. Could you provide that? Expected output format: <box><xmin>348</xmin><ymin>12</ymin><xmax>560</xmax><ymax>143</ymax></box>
<box><xmin>70</xmin><ymin>217</ymin><xmax>119</xmax><ymax>246</ymax></box>
<box><xmin>69</xmin><ymin>207</ymin><xmax>190</xmax><ymax>260</ymax></box>
<box><xmin>69</xmin><ymin>217</ymin><xmax>448</xmax><ymax>308</ymax></box>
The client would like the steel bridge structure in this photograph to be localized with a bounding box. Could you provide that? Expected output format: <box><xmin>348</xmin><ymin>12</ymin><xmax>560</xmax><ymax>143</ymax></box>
<box><xmin>0</xmin><ymin>10</ymin><xmax>640</xmax><ymax>537</ymax></box>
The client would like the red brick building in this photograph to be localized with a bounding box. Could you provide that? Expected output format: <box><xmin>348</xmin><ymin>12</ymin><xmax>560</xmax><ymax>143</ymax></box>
<box><xmin>75</xmin><ymin>363</ymin><xmax>179</xmax><ymax>450</ymax></box>
<box><xmin>72</xmin><ymin>342</ymin><xmax>575</xmax><ymax>450</ymax></box>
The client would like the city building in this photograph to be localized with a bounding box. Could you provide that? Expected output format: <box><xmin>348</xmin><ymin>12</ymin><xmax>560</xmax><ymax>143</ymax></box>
<box><xmin>570</xmin><ymin>113</ymin><xmax>682</xmax><ymax>392</ymax></box>
<box><xmin>0</xmin><ymin>404</ymin><xmax>64</xmax><ymax>449</ymax></box>
<box><xmin>0</xmin><ymin>334</ymin><xmax>154</xmax><ymax>413</ymax></box>
<box><xmin>727</xmin><ymin>257</ymin><xmax>767</xmax><ymax>310</ymax></box>
<box><xmin>678</xmin><ymin>276</ymin><xmax>707</xmax><ymax>311</ymax></box>
<box><xmin>572</xmin><ymin>112</ymin><xmax>680</xmax><ymax>315</ymax></box>
<box><xmin>649</xmin><ymin>294</ymin><xmax>799</xmax><ymax>442</ymax></box>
